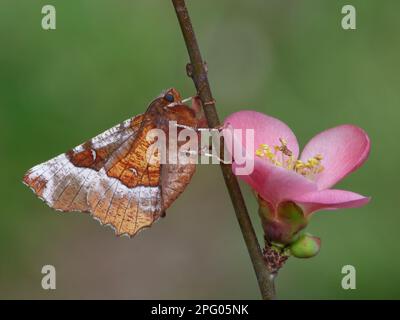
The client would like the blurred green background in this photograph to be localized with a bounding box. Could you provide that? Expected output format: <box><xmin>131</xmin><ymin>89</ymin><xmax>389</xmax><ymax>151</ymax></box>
<box><xmin>0</xmin><ymin>0</ymin><xmax>399</xmax><ymax>299</ymax></box>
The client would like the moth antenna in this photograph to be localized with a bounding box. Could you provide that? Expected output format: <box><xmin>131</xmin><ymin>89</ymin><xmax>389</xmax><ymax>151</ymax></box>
<box><xmin>181</xmin><ymin>96</ymin><xmax>193</xmax><ymax>104</ymax></box>
<box><xmin>202</xmin><ymin>152</ymin><xmax>231</xmax><ymax>164</ymax></box>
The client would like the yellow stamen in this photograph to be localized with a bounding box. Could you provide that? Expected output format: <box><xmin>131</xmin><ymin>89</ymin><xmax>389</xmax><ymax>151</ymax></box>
<box><xmin>255</xmin><ymin>138</ymin><xmax>324</xmax><ymax>181</ymax></box>
<box><xmin>255</xmin><ymin>149</ymin><xmax>264</xmax><ymax>157</ymax></box>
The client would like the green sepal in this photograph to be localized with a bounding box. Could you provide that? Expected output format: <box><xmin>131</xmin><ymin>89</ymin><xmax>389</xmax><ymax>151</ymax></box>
<box><xmin>258</xmin><ymin>198</ymin><xmax>308</xmax><ymax>245</ymax></box>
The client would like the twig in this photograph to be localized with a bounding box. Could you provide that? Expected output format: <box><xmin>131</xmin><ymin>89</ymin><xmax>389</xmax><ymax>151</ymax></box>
<box><xmin>171</xmin><ymin>0</ymin><xmax>275</xmax><ymax>300</ymax></box>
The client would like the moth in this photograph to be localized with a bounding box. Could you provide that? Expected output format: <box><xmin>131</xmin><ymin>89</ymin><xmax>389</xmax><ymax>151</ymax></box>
<box><xmin>23</xmin><ymin>88</ymin><xmax>204</xmax><ymax>237</ymax></box>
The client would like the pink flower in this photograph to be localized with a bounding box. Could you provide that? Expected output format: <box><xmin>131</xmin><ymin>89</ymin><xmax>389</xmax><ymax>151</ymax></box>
<box><xmin>224</xmin><ymin>111</ymin><xmax>371</xmax><ymax>245</ymax></box>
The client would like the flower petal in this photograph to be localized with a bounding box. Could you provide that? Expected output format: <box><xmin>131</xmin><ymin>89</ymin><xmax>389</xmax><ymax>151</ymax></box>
<box><xmin>300</xmin><ymin>125</ymin><xmax>370</xmax><ymax>190</ymax></box>
<box><xmin>224</xmin><ymin>111</ymin><xmax>300</xmax><ymax>160</ymax></box>
<box><xmin>292</xmin><ymin>189</ymin><xmax>370</xmax><ymax>215</ymax></box>
<box><xmin>234</xmin><ymin>157</ymin><xmax>317</xmax><ymax>210</ymax></box>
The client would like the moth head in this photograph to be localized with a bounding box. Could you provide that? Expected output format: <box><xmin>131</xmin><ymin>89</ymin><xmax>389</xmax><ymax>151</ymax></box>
<box><xmin>158</xmin><ymin>88</ymin><xmax>197</xmax><ymax>126</ymax></box>
<box><xmin>162</xmin><ymin>88</ymin><xmax>182</xmax><ymax>105</ymax></box>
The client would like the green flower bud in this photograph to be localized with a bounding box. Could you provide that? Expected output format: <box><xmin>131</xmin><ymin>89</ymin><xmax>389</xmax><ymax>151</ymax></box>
<box><xmin>289</xmin><ymin>233</ymin><xmax>321</xmax><ymax>258</ymax></box>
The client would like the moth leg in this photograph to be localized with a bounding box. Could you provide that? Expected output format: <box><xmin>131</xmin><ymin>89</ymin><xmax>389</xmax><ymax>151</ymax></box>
<box><xmin>199</xmin><ymin>147</ymin><xmax>232</xmax><ymax>165</ymax></box>
<box><xmin>179</xmin><ymin>145</ymin><xmax>232</xmax><ymax>164</ymax></box>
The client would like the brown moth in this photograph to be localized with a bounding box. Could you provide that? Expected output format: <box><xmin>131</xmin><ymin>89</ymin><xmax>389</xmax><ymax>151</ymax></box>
<box><xmin>23</xmin><ymin>88</ymin><xmax>204</xmax><ymax>237</ymax></box>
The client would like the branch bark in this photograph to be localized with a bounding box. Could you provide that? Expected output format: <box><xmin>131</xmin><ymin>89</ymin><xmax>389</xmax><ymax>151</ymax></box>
<box><xmin>171</xmin><ymin>0</ymin><xmax>275</xmax><ymax>300</ymax></box>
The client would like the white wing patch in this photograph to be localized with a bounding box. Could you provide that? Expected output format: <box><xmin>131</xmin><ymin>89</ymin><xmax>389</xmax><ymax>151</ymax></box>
<box><xmin>91</xmin><ymin>118</ymin><xmax>133</xmax><ymax>149</ymax></box>
<box><xmin>90</xmin><ymin>149</ymin><xmax>97</xmax><ymax>161</ymax></box>
<box><xmin>24</xmin><ymin>153</ymin><xmax>161</xmax><ymax>236</ymax></box>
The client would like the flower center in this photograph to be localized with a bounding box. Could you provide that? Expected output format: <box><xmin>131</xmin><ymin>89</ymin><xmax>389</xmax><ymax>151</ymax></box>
<box><xmin>256</xmin><ymin>138</ymin><xmax>324</xmax><ymax>180</ymax></box>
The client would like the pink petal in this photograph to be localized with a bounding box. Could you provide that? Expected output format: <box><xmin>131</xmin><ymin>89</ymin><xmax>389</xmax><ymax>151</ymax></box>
<box><xmin>292</xmin><ymin>189</ymin><xmax>370</xmax><ymax>215</ymax></box>
<box><xmin>234</xmin><ymin>157</ymin><xmax>317</xmax><ymax>210</ymax></box>
<box><xmin>300</xmin><ymin>125</ymin><xmax>370</xmax><ymax>190</ymax></box>
<box><xmin>224</xmin><ymin>111</ymin><xmax>300</xmax><ymax>160</ymax></box>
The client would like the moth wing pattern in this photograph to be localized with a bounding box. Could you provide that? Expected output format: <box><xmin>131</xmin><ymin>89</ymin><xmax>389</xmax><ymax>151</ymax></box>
<box><xmin>85</xmin><ymin>118</ymin><xmax>164</xmax><ymax>236</ymax></box>
<box><xmin>23</xmin><ymin>89</ymin><xmax>201</xmax><ymax>237</ymax></box>
<box><xmin>161</xmin><ymin>163</ymin><xmax>196</xmax><ymax>210</ymax></box>
<box><xmin>23</xmin><ymin>114</ymin><xmax>162</xmax><ymax>236</ymax></box>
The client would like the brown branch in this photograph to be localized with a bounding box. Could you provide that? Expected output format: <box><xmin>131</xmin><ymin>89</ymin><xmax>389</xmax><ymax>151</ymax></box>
<box><xmin>171</xmin><ymin>0</ymin><xmax>275</xmax><ymax>300</ymax></box>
